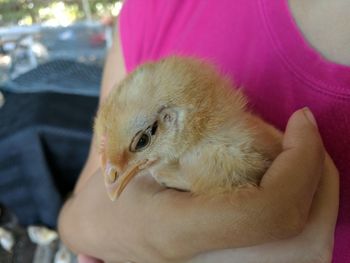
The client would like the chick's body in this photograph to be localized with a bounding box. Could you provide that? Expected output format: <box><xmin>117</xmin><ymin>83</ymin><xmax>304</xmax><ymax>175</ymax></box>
<box><xmin>95</xmin><ymin>56</ymin><xmax>282</xmax><ymax>199</ymax></box>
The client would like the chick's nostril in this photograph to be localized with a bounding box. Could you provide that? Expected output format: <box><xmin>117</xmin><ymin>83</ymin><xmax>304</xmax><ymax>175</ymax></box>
<box><xmin>109</xmin><ymin>170</ymin><xmax>118</xmax><ymax>183</ymax></box>
<box><xmin>106</xmin><ymin>164</ymin><xmax>119</xmax><ymax>184</ymax></box>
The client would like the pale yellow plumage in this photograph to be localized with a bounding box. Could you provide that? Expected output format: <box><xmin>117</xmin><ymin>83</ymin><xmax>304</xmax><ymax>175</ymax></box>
<box><xmin>94</xmin><ymin>56</ymin><xmax>282</xmax><ymax>200</ymax></box>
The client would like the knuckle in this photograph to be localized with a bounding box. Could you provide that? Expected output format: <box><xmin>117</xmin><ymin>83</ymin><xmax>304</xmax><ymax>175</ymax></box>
<box><xmin>272</xmin><ymin>204</ymin><xmax>307</xmax><ymax>239</ymax></box>
<box><xmin>287</xmin><ymin>207</ymin><xmax>307</xmax><ymax>235</ymax></box>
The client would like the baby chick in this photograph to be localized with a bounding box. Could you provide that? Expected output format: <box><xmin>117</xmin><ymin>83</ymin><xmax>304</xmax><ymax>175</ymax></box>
<box><xmin>94</xmin><ymin>56</ymin><xmax>282</xmax><ymax>201</ymax></box>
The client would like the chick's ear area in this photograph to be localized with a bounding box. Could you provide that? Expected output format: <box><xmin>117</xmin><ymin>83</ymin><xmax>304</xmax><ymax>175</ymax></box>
<box><xmin>159</xmin><ymin>107</ymin><xmax>184</xmax><ymax>128</ymax></box>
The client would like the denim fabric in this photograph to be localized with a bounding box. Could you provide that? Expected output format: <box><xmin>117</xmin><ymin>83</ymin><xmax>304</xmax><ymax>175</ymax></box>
<box><xmin>0</xmin><ymin>90</ymin><xmax>98</xmax><ymax>227</ymax></box>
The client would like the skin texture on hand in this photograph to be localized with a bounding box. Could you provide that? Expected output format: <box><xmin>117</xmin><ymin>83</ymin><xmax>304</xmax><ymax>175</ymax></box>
<box><xmin>58</xmin><ymin>108</ymin><xmax>338</xmax><ymax>263</ymax></box>
<box><xmin>187</xmin><ymin>153</ymin><xmax>339</xmax><ymax>263</ymax></box>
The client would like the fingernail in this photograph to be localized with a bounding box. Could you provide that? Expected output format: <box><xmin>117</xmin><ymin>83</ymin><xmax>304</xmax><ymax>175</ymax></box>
<box><xmin>302</xmin><ymin>107</ymin><xmax>318</xmax><ymax>128</ymax></box>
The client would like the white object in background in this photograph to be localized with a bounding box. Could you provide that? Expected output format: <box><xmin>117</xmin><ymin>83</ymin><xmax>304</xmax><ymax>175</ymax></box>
<box><xmin>27</xmin><ymin>226</ymin><xmax>58</xmax><ymax>245</ymax></box>
<box><xmin>54</xmin><ymin>245</ymin><xmax>72</xmax><ymax>263</ymax></box>
<box><xmin>0</xmin><ymin>91</ymin><xmax>5</xmax><ymax>108</ymax></box>
<box><xmin>0</xmin><ymin>227</ymin><xmax>15</xmax><ymax>252</ymax></box>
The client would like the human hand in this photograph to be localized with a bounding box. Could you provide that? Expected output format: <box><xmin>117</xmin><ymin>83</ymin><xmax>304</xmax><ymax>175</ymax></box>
<box><xmin>187</xmin><ymin>152</ymin><xmax>339</xmax><ymax>263</ymax></box>
<box><xmin>142</xmin><ymin>108</ymin><xmax>331</xmax><ymax>261</ymax></box>
<box><xmin>59</xmin><ymin>108</ymin><xmax>332</xmax><ymax>263</ymax></box>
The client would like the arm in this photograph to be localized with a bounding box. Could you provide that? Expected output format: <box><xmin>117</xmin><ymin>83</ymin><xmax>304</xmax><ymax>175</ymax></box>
<box><xmin>58</xmin><ymin>27</ymin><xmax>329</xmax><ymax>263</ymax></box>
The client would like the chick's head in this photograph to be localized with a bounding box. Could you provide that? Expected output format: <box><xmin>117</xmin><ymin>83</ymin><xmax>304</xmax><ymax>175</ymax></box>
<box><xmin>94</xmin><ymin>61</ymin><xmax>190</xmax><ymax>200</ymax></box>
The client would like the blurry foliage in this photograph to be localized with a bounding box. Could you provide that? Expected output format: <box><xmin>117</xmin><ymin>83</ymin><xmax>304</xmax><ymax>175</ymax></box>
<box><xmin>0</xmin><ymin>0</ymin><xmax>120</xmax><ymax>26</ymax></box>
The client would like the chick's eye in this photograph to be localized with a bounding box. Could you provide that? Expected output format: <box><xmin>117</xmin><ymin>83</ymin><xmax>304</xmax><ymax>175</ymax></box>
<box><xmin>136</xmin><ymin>133</ymin><xmax>150</xmax><ymax>150</ymax></box>
<box><xmin>130</xmin><ymin>132</ymin><xmax>151</xmax><ymax>152</ymax></box>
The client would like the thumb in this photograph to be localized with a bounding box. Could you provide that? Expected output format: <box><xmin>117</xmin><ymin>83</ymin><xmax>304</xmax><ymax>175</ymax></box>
<box><xmin>283</xmin><ymin>107</ymin><xmax>322</xmax><ymax>153</ymax></box>
<box><xmin>261</xmin><ymin>107</ymin><xmax>325</xmax><ymax>204</ymax></box>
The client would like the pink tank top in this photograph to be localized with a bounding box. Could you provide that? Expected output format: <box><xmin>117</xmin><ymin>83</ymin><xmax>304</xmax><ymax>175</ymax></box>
<box><xmin>119</xmin><ymin>0</ymin><xmax>350</xmax><ymax>261</ymax></box>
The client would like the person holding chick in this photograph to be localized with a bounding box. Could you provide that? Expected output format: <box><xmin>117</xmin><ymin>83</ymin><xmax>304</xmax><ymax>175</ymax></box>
<box><xmin>59</xmin><ymin>0</ymin><xmax>348</xmax><ymax>262</ymax></box>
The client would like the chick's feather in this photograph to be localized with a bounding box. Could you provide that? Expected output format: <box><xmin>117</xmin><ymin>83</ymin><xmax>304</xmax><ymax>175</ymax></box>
<box><xmin>95</xmin><ymin>56</ymin><xmax>282</xmax><ymax>197</ymax></box>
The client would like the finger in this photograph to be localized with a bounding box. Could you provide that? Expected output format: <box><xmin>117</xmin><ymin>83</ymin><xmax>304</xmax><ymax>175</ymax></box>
<box><xmin>262</xmin><ymin>107</ymin><xmax>324</xmax><ymax>186</ymax></box>
<box><xmin>260</xmin><ymin>108</ymin><xmax>325</xmax><ymax>218</ymax></box>
<box><xmin>305</xmin><ymin>153</ymin><xmax>339</xmax><ymax>238</ymax></box>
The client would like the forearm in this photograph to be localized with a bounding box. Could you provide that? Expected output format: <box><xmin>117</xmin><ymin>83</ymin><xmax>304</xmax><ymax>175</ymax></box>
<box><xmin>59</xmin><ymin>177</ymin><xmax>286</xmax><ymax>263</ymax></box>
<box><xmin>58</xmin><ymin>171</ymin><xmax>164</xmax><ymax>263</ymax></box>
<box><xmin>59</xmin><ymin>176</ymin><xmax>300</xmax><ymax>262</ymax></box>
<box><xmin>149</xmin><ymin>187</ymin><xmax>304</xmax><ymax>260</ymax></box>
<box><xmin>58</xmin><ymin>170</ymin><xmax>100</xmax><ymax>256</ymax></box>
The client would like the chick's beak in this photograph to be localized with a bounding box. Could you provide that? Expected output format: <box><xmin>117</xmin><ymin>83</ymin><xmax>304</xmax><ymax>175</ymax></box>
<box><xmin>103</xmin><ymin>160</ymin><xmax>148</xmax><ymax>201</ymax></box>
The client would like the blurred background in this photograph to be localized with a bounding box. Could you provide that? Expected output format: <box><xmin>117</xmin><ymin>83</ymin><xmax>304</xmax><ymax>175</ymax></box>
<box><xmin>0</xmin><ymin>0</ymin><xmax>122</xmax><ymax>83</ymax></box>
<box><xmin>0</xmin><ymin>0</ymin><xmax>122</xmax><ymax>237</ymax></box>
<box><xmin>0</xmin><ymin>1</ymin><xmax>123</xmax><ymax>261</ymax></box>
